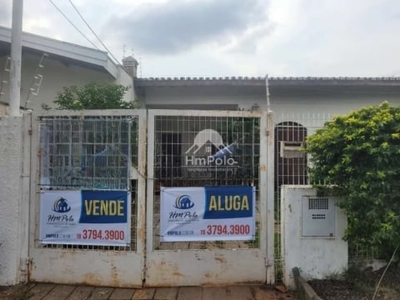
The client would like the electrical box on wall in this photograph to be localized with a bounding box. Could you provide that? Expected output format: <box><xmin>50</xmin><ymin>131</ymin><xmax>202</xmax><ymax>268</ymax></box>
<box><xmin>302</xmin><ymin>196</ymin><xmax>336</xmax><ymax>237</ymax></box>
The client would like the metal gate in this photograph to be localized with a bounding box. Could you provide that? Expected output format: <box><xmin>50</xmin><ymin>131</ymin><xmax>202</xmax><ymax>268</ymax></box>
<box><xmin>28</xmin><ymin>110</ymin><xmax>147</xmax><ymax>287</ymax></box>
<box><xmin>145</xmin><ymin>110</ymin><xmax>274</xmax><ymax>286</ymax></box>
<box><xmin>28</xmin><ymin>109</ymin><xmax>274</xmax><ymax>287</ymax></box>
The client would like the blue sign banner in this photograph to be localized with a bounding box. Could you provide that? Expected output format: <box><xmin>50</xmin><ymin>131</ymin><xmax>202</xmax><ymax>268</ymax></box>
<box><xmin>160</xmin><ymin>186</ymin><xmax>255</xmax><ymax>242</ymax></box>
<box><xmin>40</xmin><ymin>190</ymin><xmax>130</xmax><ymax>246</ymax></box>
<box><xmin>80</xmin><ymin>190</ymin><xmax>128</xmax><ymax>223</ymax></box>
<box><xmin>204</xmin><ymin>186</ymin><xmax>253</xmax><ymax>219</ymax></box>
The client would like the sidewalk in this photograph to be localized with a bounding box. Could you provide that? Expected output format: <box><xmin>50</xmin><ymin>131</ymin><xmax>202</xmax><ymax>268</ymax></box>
<box><xmin>1</xmin><ymin>283</ymin><xmax>295</xmax><ymax>300</ymax></box>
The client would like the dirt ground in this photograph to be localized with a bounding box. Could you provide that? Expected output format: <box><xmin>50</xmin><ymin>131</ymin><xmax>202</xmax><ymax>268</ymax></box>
<box><xmin>309</xmin><ymin>264</ymin><xmax>400</xmax><ymax>300</ymax></box>
<box><xmin>0</xmin><ymin>284</ymin><xmax>34</xmax><ymax>300</ymax></box>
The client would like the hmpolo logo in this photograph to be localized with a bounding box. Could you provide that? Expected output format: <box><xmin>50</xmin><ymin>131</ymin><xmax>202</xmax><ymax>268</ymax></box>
<box><xmin>185</xmin><ymin>129</ymin><xmax>238</xmax><ymax>168</ymax></box>
<box><xmin>174</xmin><ymin>195</ymin><xmax>195</xmax><ymax>210</ymax></box>
<box><xmin>186</xmin><ymin>129</ymin><xmax>226</xmax><ymax>155</ymax></box>
<box><xmin>169</xmin><ymin>194</ymin><xmax>199</xmax><ymax>221</ymax></box>
<box><xmin>52</xmin><ymin>197</ymin><xmax>71</xmax><ymax>213</ymax></box>
<box><xmin>47</xmin><ymin>197</ymin><xmax>74</xmax><ymax>223</ymax></box>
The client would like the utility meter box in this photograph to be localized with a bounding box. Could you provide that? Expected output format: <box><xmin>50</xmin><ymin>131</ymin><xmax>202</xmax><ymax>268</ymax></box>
<box><xmin>280</xmin><ymin>141</ymin><xmax>305</xmax><ymax>158</ymax></box>
<box><xmin>302</xmin><ymin>196</ymin><xmax>335</xmax><ymax>237</ymax></box>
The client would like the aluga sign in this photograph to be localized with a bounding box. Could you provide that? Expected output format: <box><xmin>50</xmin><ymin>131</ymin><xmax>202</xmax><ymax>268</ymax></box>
<box><xmin>185</xmin><ymin>129</ymin><xmax>239</xmax><ymax>167</ymax></box>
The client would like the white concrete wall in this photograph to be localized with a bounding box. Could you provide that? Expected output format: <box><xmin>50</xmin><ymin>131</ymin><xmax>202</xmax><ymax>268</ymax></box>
<box><xmin>0</xmin><ymin>103</ymin><xmax>8</xmax><ymax>115</ymax></box>
<box><xmin>142</xmin><ymin>85</ymin><xmax>400</xmax><ymax>125</ymax></box>
<box><xmin>281</xmin><ymin>185</ymin><xmax>348</xmax><ymax>290</ymax></box>
<box><xmin>0</xmin><ymin>53</ymin><xmax>134</xmax><ymax>113</ymax></box>
<box><xmin>272</xmin><ymin>94</ymin><xmax>400</xmax><ymax>132</ymax></box>
<box><xmin>116</xmin><ymin>65</ymin><xmax>134</xmax><ymax>104</ymax></box>
<box><xmin>0</xmin><ymin>116</ymin><xmax>23</xmax><ymax>285</ymax></box>
<box><xmin>144</xmin><ymin>86</ymin><xmax>261</xmax><ymax>110</ymax></box>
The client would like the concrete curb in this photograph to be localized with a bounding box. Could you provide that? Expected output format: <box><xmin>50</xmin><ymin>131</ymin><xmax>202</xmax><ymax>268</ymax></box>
<box><xmin>292</xmin><ymin>267</ymin><xmax>323</xmax><ymax>300</ymax></box>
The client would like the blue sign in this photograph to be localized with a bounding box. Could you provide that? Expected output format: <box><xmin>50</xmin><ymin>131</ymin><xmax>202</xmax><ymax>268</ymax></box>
<box><xmin>80</xmin><ymin>190</ymin><xmax>128</xmax><ymax>224</ymax></box>
<box><xmin>203</xmin><ymin>186</ymin><xmax>253</xmax><ymax>219</ymax></box>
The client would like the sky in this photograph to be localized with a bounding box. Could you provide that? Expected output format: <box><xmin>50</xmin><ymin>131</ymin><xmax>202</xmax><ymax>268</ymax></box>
<box><xmin>1</xmin><ymin>0</ymin><xmax>400</xmax><ymax>77</ymax></box>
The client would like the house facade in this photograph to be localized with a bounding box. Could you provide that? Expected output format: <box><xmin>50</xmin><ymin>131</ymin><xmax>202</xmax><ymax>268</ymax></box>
<box><xmin>135</xmin><ymin>76</ymin><xmax>400</xmax><ymax>186</ymax></box>
<box><xmin>135</xmin><ymin>76</ymin><xmax>400</xmax><ymax>116</ymax></box>
<box><xmin>1</xmin><ymin>28</ymin><xmax>400</xmax><ymax>286</ymax></box>
<box><xmin>0</xmin><ymin>26</ymin><xmax>133</xmax><ymax>114</ymax></box>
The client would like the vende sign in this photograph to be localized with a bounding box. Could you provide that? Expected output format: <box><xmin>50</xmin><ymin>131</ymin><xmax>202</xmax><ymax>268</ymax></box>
<box><xmin>40</xmin><ymin>190</ymin><xmax>130</xmax><ymax>246</ymax></box>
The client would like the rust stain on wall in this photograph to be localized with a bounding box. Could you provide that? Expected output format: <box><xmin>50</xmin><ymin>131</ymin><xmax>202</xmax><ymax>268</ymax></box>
<box><xmin>82</xmin><ymin>272</ymin><xmax>102</xmax><ymax>286</ymax></box>
<box><xmin>137</xmin><ymin>203</ymin><xmax>146</xmax><ymax>242</ymax></box>
<box><xmin>111</xmin><ymin>264</ymin><xmax>120</xmax><ymax>286</ymax></box>
<box><xmin>170</xmin><ymin>262</ymin><xmax>184</xmax><ymax>277</ymax></box>
<box><xmin>215</xmin><ymin>256</ymin><xmax>227</xmax><ymax>264</ymax></box>
<box><xmin>172</xmin><ymin>270</ymin><xmax>184</xmax><ymax>277</ymax></box>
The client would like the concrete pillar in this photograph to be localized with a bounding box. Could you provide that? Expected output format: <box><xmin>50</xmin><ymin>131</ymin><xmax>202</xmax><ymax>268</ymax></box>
<box><xmin>0</xmin><ymin>115</ymin><xmax>26</xmax><ymax>285</ymax></box>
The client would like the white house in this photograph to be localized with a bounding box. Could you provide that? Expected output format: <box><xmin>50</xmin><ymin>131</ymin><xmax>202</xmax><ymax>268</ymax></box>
<box><xmin>0</xmin><ymin>26</ymin><xmax>134</xmax><ymax>114</ymax></box>
<box><xmin>135</xmin><ymin>76</ymin><xmax>400</xmax><ymax>115</ymax></box>
<box><xmin>135</xmin><ymin>76</ymin><xmax>400</xmax><ymax>185</ymax></box>
<box><xmin>1</xmin><ymin>28</ymin><xmax>400</xmax><ymax>287</ymax></box>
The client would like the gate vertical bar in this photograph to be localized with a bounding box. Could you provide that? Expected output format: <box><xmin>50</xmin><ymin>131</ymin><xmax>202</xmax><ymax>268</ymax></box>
<box><xmin>136</xmin><ymin>110</ymin><xmax>147</xmax><ymax>282</ymax></box>
<box><xmin>19</xmin><ymin>112</ymin><xmax>32</xmax><ymax>281</ymax></box>
<box><xmin>146</xmin><ymin>111</ymin><xmax>155</xmax><ymax>268</ymax></box>
<box><xmin>28</xmin><ymin>113</ymin><xmax>40</xmax><ymax>280</ymax></box>
<box><xmin>258</xmin><ymin>111</ymin><xmax>269</xmax><ymax>282</ymax></box>
<box><xmin>266</xmin><ymin>110</ymin><xmax>275</xmax><ymax>284</ymax></box>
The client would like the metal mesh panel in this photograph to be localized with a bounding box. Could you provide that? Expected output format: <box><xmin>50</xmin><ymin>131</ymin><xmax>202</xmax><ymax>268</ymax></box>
<box><xmin>152</xmin><ymin>115</ymin><xmax>261</xmax><ymax>250</ymax></box>
<box><xmin>36</xmin><ymin>115</ymin><xmax>139</xmax><ymax>251</ymax></box>
<box><xmin>39</xmin><ymin>116</ymin><xmax>135</xmax><ymax>190</ymax></box>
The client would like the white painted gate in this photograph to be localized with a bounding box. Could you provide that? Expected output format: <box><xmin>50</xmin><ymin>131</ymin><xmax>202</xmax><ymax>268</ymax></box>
<box><xmin>145</xmin><ymin>110</ymin><xmax>275</xmax><ymax>286</ymax></box>
<box><xmin>28</xmin><ymin>109</ymin><xmax>274</xmax><ymax>287</ymax></box>
<box><xmin>28</xmin><ymin>110</ymin><xmax>147</xmax><ymax>287</ymax></box>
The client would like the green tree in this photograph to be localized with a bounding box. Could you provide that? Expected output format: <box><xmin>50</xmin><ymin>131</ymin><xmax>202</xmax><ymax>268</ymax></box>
<box><xmin>306</xmin><ymin>102</ymin><xmax>400</xmax><ymax>260</ymax></box>
<box><xmin>54</xmin><ymin>82</ymin><xmax>134</xmax><ymax>109</ymax></box>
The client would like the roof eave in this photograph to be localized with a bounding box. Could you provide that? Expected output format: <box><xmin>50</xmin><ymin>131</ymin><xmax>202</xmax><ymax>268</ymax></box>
<box><xmin>135</xmin><ymin>77</ymin><xmax>400</xmax><ymax>87</ymax></box>
<box><xmin>0</xmin><ymin>26</ymin><xmax>119</xmax><ymax>79</ymax></box>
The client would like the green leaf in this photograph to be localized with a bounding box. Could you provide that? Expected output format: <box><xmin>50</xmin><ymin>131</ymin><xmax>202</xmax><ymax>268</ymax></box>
<box><xmin>54</xmin><ymin>82</ymin><xmax>135</xmax><ymax>110</ymax></box>
<box><xmin>306</xmin><ymin>101</ymin><xmax>400</xmax><ymax>260</ymax></box>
